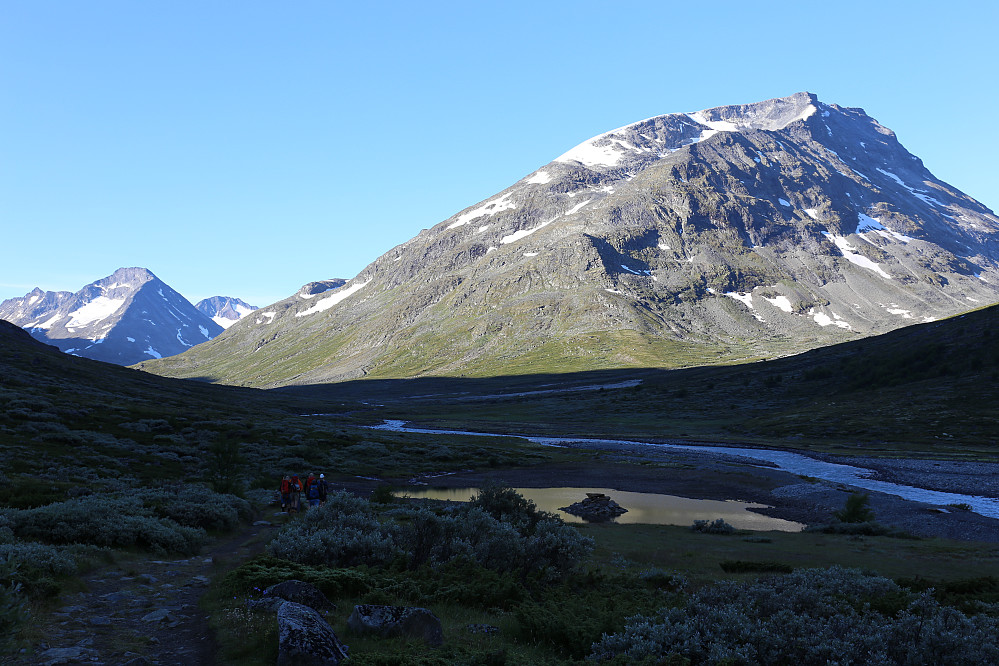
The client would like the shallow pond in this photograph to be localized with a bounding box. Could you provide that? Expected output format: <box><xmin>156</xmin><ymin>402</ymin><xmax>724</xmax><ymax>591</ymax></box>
<box><xmin>372</xmin><ymin>420</ymin><xmax>999</xmax><ymax>519</ymax></box>
<box><xmin>395</xmin><ymin>486</ymin><xmax>805</xmax><ymax>531</ymax></box>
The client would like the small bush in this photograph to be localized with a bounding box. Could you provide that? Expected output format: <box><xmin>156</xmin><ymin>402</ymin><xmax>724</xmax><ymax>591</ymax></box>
<box><xmin>835</xmin><ymin>492</ymin><xmax>875</xmax><ymax>523</ymax></box>
<box><xmin>267</xmin><ymin>491</ymin><xmax>402</xmax><ymax>567</ymax></box>
<box><xmin>369</xmin><ymin>483</ymin><xmax>396</xmax><ymax>504</ymax></box>
<box><xmin>691</xmin><ymin>518</ymin><xmax>735</xmax><ymax>534</ymax></box>
<box><xmin>469</xmin><ymin>483</ymin><xmax>549</xmax><ymax>532</ymax></box>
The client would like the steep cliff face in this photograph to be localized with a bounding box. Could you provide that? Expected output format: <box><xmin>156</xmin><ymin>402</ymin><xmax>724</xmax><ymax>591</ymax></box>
<box><xmin>139</xmin><ymin>93</ymin><xmax>999</xmax><ymax>386</ymax></box>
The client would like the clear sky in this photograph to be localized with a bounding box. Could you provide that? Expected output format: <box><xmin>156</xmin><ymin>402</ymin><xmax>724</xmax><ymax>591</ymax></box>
<box><xmin>2</xmin><ymin>1</ymin><xmax>996</xmax><ymax>307</ymax></box>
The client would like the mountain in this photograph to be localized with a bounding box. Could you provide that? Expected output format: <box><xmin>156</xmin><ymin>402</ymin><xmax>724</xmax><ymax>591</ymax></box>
<box><xmin>0</xmin><ymin>267</ymin><xmax>223</xmax><ymax>365</ymax></box>
<box><xmin>195</xmin><ymin>296</ymin><xmax>259</xmax><ymax>329</ymax></box>
<box><xmin>138</xmin><ymin>92</ymin><xmax>999</xmax><ymax>387</ymax></box>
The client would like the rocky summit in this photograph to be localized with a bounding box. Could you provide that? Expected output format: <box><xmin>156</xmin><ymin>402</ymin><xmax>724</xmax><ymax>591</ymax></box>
<box><xmin>0</xmin><ymin>267</ymin><xmax>223</xmax><ymax>365</ymax></box>
<box><xmin>195</xmin><ymin>295</ymin><xmax>259</xmax><ymax>329</ymax></box>
<box><xmin>139</xmin><ymin>92</ymin><xmax>999</xmax><ymax>387</ymax></box>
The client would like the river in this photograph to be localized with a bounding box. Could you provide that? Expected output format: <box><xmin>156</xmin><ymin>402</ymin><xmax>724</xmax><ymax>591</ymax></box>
<box><xmin>370</xmin><ymin>420</ymin><xmax>999</xmax><ymax>520</ymax></box>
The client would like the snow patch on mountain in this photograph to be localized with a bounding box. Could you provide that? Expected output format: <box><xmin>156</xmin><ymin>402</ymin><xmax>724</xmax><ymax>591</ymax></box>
<box><xmin>823</xmin><ymin>232</ymin><xmax>892</xmax><ymax>278</ymax></box>
<box><xmin>764</xmin><ymin>295</ymin><xmax>794</xmax><ymax>313</ymax></box>
<box><xmin>876</xmin><ymin>168</ymin><xmax>946</xmax><ymax>208</ymax></box>
<box><xmin>448</xmin><ymin>193</ymin><xmax>516</xmax><ymax>229</ymax></box>
<box><xmin>66</xmin><ymin>297</ymin><xmax>126</xmax><ymax>328</ymax></box>
<box><xmin>525</xmin><ymin>170</ymin><xmax>552</xmax><ymax>184</ymax></box>
<box><xmin>296</xmin><ymin>280</ymin><xmax>371</xmax><ymax>317</ymax></box>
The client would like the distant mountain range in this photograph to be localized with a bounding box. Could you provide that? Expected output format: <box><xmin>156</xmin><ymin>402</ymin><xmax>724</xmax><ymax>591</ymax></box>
<box><xmin>0</xmin><ymin>268</ymin><xmax>235</xmax><ymax>365</ymax></box>
<box><xmin>195</xmin><ymin>296</ymin><xmax>259</xmax><ymax>329</ymax></box>
<box><xmin>133</xmin><ymin>92</ymin><xmax>997</xmax><ymax>386</ymax></box>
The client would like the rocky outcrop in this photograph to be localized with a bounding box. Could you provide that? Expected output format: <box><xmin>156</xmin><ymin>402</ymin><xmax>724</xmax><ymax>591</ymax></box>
<box><xmin>347</xmin><ymin>604</ymin><xmax>444</xmax><ymax>647</ymax></box>
<box><xmin>277</xmin><ymin>601</ymin><xmax>349</xmax><ymax>666</ymax></box>
<box><xmin>264</xmin><ymin>579</ymin><xmax>336</xmax><ymax>613</ymax></box>
<box><xmin>560</xmin><ymin>493</ymin><xmax>628</xmax><ymax>522</ymax></box>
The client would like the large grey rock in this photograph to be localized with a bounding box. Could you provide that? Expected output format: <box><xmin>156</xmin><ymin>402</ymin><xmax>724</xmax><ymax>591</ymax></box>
<box><xmin>39</xmin><ymin>646</ymin><xmax>93</xmax><ymax>666</ymax></box>
<box><xmin>277</xmin><ymin>601</ymin><xmax>349</xmax><ymax>666</ymax></box>
<box><xmin>347</xmin><ymin>604</ymin><xmax>443</xmax><ymax>647</ymax></box>
<box><xmin>265</xmin><ymin>579</ymin><xmax>335</xmax><ymax>612</ymax></box>
<box><xmin>246</xmin><ymin>596</ymin><xmax>286</xmax><ymax>613</ymax></box>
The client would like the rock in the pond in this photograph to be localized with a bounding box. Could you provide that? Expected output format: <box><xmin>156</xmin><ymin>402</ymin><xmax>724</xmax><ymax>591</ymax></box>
<box><xmin>560</xmin><ymin>493</ymin><xmax>628</xmax><ymax>522</ymax></box>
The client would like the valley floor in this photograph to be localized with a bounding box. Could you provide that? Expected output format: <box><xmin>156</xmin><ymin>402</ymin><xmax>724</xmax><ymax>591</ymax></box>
<box><xmin>355</xmin><ymin>442</ymin><xmax>999</xmax><ymax>543</ymax></box>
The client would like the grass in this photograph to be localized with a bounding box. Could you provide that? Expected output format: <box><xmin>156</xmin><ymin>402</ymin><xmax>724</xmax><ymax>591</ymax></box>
<box><xmin>302</xmin><ymin>302</ymin><xmax>999</xmax><ymax>456</ymax></box>
<box><xmin>579</xmin><ymin>522</ymin><xmax>999</xmax><ymax>586</ymax></box>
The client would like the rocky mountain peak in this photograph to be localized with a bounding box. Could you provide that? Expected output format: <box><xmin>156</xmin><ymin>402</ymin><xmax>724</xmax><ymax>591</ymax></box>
<box><xmin>139</xmin><ymin>93</ymin><xmax>999</xmax><ymax>387</ymax></box>
<box><xmin>0</xmin><ymin>268</ymin><xmax>222</xmax><ymax>365</ymax></box>
<box><xmin>690</xmin><ymin>91</ymin><xmax>819</xmax><ymax>132</ymax></box>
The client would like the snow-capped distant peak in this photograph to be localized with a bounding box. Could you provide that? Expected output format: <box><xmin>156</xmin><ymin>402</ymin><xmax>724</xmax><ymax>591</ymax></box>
<box><xmin>1</xmin><ymin>267</ymin><xmax>224</xmax><ymax>366</ymax></box>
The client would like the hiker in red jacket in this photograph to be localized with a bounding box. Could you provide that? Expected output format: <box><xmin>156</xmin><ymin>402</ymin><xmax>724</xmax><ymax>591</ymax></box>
<box><xmin>279</xmin><ymin>475</ymin><xmax>292</xmax><ymax>511</ymax></box>
<box><xmin>289</xmin><ymin>474</ymin><xmax>303</xmax><ymax>513</ymax></box>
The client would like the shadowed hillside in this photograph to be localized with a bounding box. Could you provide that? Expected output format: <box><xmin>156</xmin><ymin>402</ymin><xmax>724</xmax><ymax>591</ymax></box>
<box><xmin>280</xmin><ymin>302</ymin><xmax>999</xmax><ymax>456</ymax></box>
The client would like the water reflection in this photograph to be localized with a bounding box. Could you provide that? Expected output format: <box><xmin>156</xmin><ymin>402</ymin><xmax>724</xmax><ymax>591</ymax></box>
<box><xmin>395</xmin><ymin>486</ymin><xmax>804</xmax><ymax>532</ymax></box>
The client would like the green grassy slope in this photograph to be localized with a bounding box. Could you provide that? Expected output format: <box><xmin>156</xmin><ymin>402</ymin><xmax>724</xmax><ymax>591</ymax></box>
<box><xmin>283</xmin><ymin>303</ymin><xmax>999</xmax><ymax>457</ymax></box>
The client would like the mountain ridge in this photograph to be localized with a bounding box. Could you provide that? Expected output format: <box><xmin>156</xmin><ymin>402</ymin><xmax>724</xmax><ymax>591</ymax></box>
<box><xmin>138</xmin><ymin>92</ymin><xmax>999</xmax><ymax>387</ymax></box>
<box><xmin>0</xmin><ymin>267</ymin><xmax>224</xmax><ymax>365</ymax></box>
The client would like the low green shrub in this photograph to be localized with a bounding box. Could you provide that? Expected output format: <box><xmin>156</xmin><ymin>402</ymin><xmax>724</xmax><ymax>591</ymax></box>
<box><xmin>267</xmin><ymin>488</ymin><xmax>593</xmax><ymax>580</ymax></box>
<box><xmin>691</xmin><ymin>518</ymin><xmax>735</xmax><ymax>534</ymax></box>
<box><xmin>3</xmin><ymin>494</ymin><xmax>205</xmax><ymax>554</ymax></box>
<box><xmin>137</xmin><ymin>485</ymin><xmax>252</xmax><ymax>532</ymax></box>
<box><xmin>0</xmin><ymin>560</ymin><xmax>27</xmax><ymax>653</ymax></box>
<box><xmin>590</xmin><ymin>566</ymin><xmax>999</xmax><ymax>664</ymax></box>
<box><xmin>222</xmin><ymin>555</ymin><xmax>376</xmax><ymax>599</ymax></box>
<box><xmin>719</xmin><ymin>560</ymin><xmax>794</xmax><ymax>574</ymax></box>
<box><xmin>898</xmin><ymin>575</ymin><xmax>999</xmax><ymax>611</ymax></box>
<box><xmin>804</xmin><ymin>522</ymin><xmax>918</xmax><ymax>539</ymax></box>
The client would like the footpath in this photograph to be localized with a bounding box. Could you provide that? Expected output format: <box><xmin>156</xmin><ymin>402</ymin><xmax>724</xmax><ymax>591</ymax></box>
<box><xmin>14</xmin><ymin>519</ymin><xmax>276</xmax><ymax>666</ymax></box>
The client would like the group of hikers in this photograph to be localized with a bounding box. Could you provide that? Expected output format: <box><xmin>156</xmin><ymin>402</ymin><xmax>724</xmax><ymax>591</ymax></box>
<box><xmin>279</xmin><ymin>472</ymin><xmax>329</xmax><ymax>513</ymax></box>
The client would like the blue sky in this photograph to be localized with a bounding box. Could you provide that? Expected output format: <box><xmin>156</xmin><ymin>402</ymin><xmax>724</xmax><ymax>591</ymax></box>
<box><xmin>2</xmin><ymin>1</ymin><xmax>997</xmax><ymax>306</ymax></box>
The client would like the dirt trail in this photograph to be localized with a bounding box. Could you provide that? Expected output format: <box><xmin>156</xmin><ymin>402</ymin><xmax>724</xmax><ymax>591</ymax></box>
<box><xmin>19</xmin><ymin>519</ymin><xmax>277</xmax><ymax>666</ymax></box>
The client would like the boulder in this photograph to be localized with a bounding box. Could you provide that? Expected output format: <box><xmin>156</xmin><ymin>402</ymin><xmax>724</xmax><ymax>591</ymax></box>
<box><xmin>559</xmin><ymin>493</ymin><xmax>628</xmax><ymax>522</ymax></box>
<box><xmin>246</xmin><ymin>597</ymin><xmax>286</xmax><ymax>613</ymax></box>
<box><xmin>265</xmin><ymin>579</ymin><xmax>336</xmax><ymax>612</ymax></box>
<box><xmin>347</xmin><ymin>604</ymin><xmax>443</xmax><ymax>647</ymax></box>
<box><xmin>277</xmin><ymin>601</ymin><xmax>349</xmax><ymax>666</ymax></box>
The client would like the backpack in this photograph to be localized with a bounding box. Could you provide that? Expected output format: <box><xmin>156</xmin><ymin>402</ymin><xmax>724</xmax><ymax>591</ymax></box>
<box><xmin>307</xmin><ymin>482</ymin><xmax>320</xmax><ymax>500</ymax></box>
